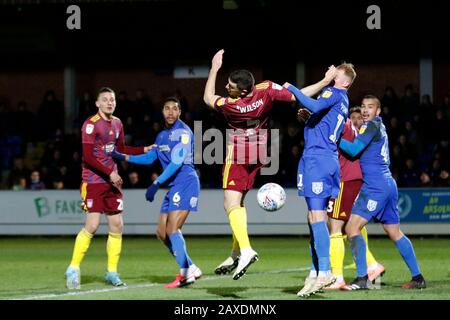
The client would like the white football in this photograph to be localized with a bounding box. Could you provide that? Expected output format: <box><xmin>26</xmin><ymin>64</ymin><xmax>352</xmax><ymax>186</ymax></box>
<box><xmin>257</xmin><ymin>183</ymin><xmax>286</xmax><ymax>212</ymax></box>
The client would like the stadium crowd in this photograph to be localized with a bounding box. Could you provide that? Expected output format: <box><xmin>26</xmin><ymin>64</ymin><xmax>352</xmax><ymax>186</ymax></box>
<box><xmin>0</xmin><ymin>85</ymin><xmax>449</xmax><ymax>191</ymax></box>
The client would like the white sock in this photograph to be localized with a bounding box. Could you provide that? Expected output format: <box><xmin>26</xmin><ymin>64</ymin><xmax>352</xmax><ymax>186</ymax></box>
<box><xmin>309</xmin><ymin>270</ymin><xmax>318</xmax><ymax>278</ymax></box>
<box><xmin>335</xmin><ymin>275</ymin><xmax>344</xmax><ymax>283</ymax></box>
<box><xmin>368</xmin><ymin>263</ymin><xmax>379</xmax><ymax>271</ymax></box>
<box><xmin>180</xmin><ymin>268</ymin><xmax>188</xmax><ymax>277</ymax></box>
<box><xmin>240</xmin><ymin>247</ymin><xmax>254</xmax><ymax>256</ymax></box>
<box><xmin>318</xmin><ymin>270</ymin><xmax>331</xmax><ymax>278</ymax></box>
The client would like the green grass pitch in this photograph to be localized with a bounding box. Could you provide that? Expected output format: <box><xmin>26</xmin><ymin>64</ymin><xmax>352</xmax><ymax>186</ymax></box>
<box><xmin>1</xmin><ymin>236</ymin><xmax>449</xmax><ymax>300</ymax></box>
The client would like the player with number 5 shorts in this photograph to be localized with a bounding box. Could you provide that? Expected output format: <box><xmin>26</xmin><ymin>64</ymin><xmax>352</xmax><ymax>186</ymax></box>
<box><xmin>285</xmin><ymin>63</ymin><xmax>356</xmax><ymax>297</ymax></box>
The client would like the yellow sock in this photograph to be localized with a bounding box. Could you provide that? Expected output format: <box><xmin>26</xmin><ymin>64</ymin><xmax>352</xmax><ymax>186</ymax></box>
<box><xmin>69</xmin><ymin>228</ymin><xmax>93</xmax><ymax>268</ymax></box>
<box><xmin>330</xmin><ymin>232</ymin><xmax>345</xmax><ymax>277</ymax></box>
<box><xmin>107</xmin><ymin>232</ymin><xmax>122</xmax><ymax>273</ymax></box>
<box><xmin>227</xmin><ymin>206</ymin><xmax>251</xmax><ymax>249</ymax></box>
<box><xmin>232</xmin><ymin>233</ymin><xmax>240</xmax><ymax>251</ymax></box>
<box><xmin>361</xmin><ymin>226</ymin><xmax>377</xmax><ymax>266</ymax></box>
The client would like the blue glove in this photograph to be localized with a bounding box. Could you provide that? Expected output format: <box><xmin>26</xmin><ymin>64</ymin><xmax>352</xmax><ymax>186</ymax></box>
<box><xmin>145</xmin><ymin>180</ymin><xmax>161</xmax><ymax>202</ymax></box>
<box><xmin>111</xmin><ymin>148</ymin><xmax>126</xmax><ymax>161</ymax></box>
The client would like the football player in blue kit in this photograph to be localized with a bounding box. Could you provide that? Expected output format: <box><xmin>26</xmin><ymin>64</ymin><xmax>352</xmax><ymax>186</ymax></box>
<box><xmin>112</xmin><ymin>97</ymin><xmax>202</xmax><ymax>288</ymax></box>
<box><xmin>339</xmin><ymin>95</ymin><xmax>426</xmax><ymax>290</ymax></box>
<box><xmin>284</xmin><ymin>63</ymin><xmax>357</xmax><ymax>297</ymax></box>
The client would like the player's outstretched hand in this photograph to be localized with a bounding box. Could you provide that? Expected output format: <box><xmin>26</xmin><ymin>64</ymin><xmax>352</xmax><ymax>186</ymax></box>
<box><xmin>324</xmin><ymin>65</ymin><xmax>337</xmax><ymax>83</ymax></box>
<box><xmin>145</xmin><ymin>181</ymin><xmax>161</xmax><ymax>202</ymax></box>
<box><xmin>211</xmin><ymin>49</ymin><xmax>224</xmax><ymax>72</ymax></box>
<box><xmin>282</xmin><ymin>82</ymin><xmax>291</xmax><ymax>89</ymax></box>
<box><xmin>298</xmin><ymin>108</ymin><xmax>312</xmax><ymax>123</ymax></box>
<box><xmin>144</xmin><ymin>144</ymin><xmax>157</xmax><ymax>153</ymax></box>
<box><xmin>111</xmin><ymin>148</ymin><xmax>126</xmax><ymax>161</ymax></box>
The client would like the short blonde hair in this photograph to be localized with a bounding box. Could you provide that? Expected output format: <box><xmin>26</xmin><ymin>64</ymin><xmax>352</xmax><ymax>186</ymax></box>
<box><xmin>337</xmin><ymin>62</ymin><xmax>357</xmax><ymax>83</ymax></box>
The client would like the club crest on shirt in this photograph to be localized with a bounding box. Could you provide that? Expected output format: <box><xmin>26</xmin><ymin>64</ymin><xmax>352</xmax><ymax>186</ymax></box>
<box><xmin>190</xmin><ymin>197</ymin><xmax>198</xmax><ymax>208</ymax></box>
<box><xmin>367</xmin><ymin>199</ymin><xmax>378</xmax><ymax>212</ymax></box>
<box><xmin>312</xmin><ymin>182</ymin><xmax>323</xmax><ymax>195</ymax></box>
<box><xmin>359</xmin><ymin>124</ymin><xmax>367</xmax><ymax>134</ymax></box>
<box><xmin>86</xmin><ymin>124</ymin><xmax>94</xmax><ymax>134</ymax></box>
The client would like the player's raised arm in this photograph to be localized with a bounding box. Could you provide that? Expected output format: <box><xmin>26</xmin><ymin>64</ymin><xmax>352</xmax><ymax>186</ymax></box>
<box><xmin>301</xmin><ymin>65</ymin><xmax>337</xmax><ymax>97</ymax></box>
<box><xmin>203</xmin><ymin>49</ymin><xmax>225</xmax><ymax>109</ymax></box>
<box><xmin>339</xmin><ymin>121</ymin><xmax>378</xmax><ymax>157</ymax></box>
<box><xmin>112</xmin><ymin>147</ymin><xmax>158</xmax><ymax>165</ymax></box>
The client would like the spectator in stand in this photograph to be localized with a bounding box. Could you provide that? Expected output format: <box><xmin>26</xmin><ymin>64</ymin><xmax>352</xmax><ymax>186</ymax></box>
<box><xmin>37</xmin><ymin>90</ymin><xmax>64</xmax><ymax>140</ymax></box>
<box><xmin>124</xmin><ymin>171</ymin><xmax>142</xmax><ymax>189</ymax></box>
<box><xmin>12</xmin><ymin>176</ymin><xmax>27</xmax><ymax>191</ymax></box>
<box><xmin>29</xmin><ymin>170</ymin><xmax>46</xmax><ymax>190</ymax></box>
<box><xmin>401</xmin><ymin>158</ymin><xmax>420</xmax><ymax>187</ymax></box>
<box><xmin>419</xmin><ymin>172</ymin><xmax>432</xmax><ymax>187</ymax></box>
<box><xmin>381</xmin><ymin>86</ymin><xmax>399</xmax><ymax>116</ymax></box>
<box><xmin>400</xmin><ymin>84</ymin><xmax>420</xmax><ymax>120</ymax></box>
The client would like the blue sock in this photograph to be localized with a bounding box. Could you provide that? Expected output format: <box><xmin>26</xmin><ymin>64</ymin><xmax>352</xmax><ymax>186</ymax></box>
<box><xmin>310</xmin><ymin>221</ymin><xmax>330</xmax><ymax>271</ymax></box>
<box><xmin>350</xmin><ymin>234</ymin><xmax>367</xmax><ymax>277</ymax></box>
<box><xmin>165</xmin><ymin>237</ymin><xmax>174</xmax><ymax>256</ymax></box>
<box><xmin>308</xmin><ymin>223</ymin><xmax>318</xmax><ymax>273</ymax></box>
<box><xmin>178</xmin><ymin>232</ymin><xmax>193</xmax><ymax>266</ymax></box>
<box><xmin>168</xmin><ymin>231</ymin><xmax>191</xmax><ymax>269</ymax></box>
<box><xmin>395</xmin><ymin>236</ymin><xmax>421</xmax><ymax>277</ymax></box>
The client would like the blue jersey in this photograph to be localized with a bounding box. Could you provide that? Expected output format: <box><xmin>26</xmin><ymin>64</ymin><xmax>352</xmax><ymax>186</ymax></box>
<box><xmin>340</xmin><ymin>116</ymin><xmax>398</xmax><ymax>224</ymax></box>
<box><xmin>303</xmin><ymin>87</ymin><xmax>349</xmax><ymax>157</ymax></box>
<box><xmin>129</xmin><ymin>119</ymin><xmax>197</xmax><ymax>187</ymax></box>
<box><xmin>154</xmin><ymin>119</ymin><xmax>196</xmax><ymax>185</ymax></box>
<box><xmin>355</xmin><ymin>116</ymin><xmax>391</xmax><ymax>181</ymax></box>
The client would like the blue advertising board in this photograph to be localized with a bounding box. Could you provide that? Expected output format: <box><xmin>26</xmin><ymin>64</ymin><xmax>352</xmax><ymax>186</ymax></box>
<box><xmin>398</xmin><ymin>189</ymin><xmax>450</xmax><ymax>222</ymax></box>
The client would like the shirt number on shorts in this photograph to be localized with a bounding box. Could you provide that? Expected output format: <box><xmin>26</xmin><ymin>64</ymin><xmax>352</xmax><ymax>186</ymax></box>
<box><xmin>116</xmin><ymin>199</ymin><xmax>124</xmax><ymax>210</ymax></box>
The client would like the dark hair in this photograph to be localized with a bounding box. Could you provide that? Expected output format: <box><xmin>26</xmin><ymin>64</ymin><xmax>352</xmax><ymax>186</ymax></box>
<box><xmin>163</xmin><ymin>96</ymin><xmax>181</xmax><ymax>109</ymax></box>
<box><xmin>97</xmin><ymin>87</ymin><xmax>115</xmax><ymax>99</ymax></box>
<box><xmin>349</xmin><ymin>106</ymin><xmax>361</xmax><ymax>114</ymax></box>
<box><xmin>229</xmin><ymin>70</ymin><xmax>255</xmax><ymax>92</ymax></box>
<box><xmin>362</xmin><ymin>94</ymin><xmax>381</xmax><ymax>108</ymax></box>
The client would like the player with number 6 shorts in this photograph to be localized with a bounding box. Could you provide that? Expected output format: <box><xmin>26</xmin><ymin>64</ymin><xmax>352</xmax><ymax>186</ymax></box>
<box><xmin>65</xmin><ymin>87</ymin><xmax>152</xmax><ymax>290</ymax></box>
<box><xmin>112</xmin><ymin>97</ymin><xmax>202</xmax><ymax>288</ymax></box>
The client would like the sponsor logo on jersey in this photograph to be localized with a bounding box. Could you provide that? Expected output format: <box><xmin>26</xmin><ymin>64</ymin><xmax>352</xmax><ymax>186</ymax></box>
<box><xmin>104</xmin><ymin>143</ymin><xmax>115</xmax><ymax>154</ymax></box>
<box><xmin>312</xmin><ymin>182</ymin><xmax>323</xmax><ymax>195</ymax></box>
<box><xmin>159</xmin><ymin>145</ymin><xmax>171</xmax><ymax>152</ymax></box>
<box><xmin>236</xmin><ymin>98</ymin><xmax>264</xmax><ymax>113</ymax></box>
<box><xmin>86</xmin><ymin>124</ymin><xmax>94</xmax><ymax>134</ymax></box>
<box><xmin>367</xmin><ymin>199</ymin><xmax>378</xmax><ymax>212</ymax></box>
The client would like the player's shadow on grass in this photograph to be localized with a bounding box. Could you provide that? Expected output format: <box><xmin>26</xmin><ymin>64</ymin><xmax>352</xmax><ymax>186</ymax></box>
<box><xmin>81</xmin><ymin>275</ymin><xmax>105</xmax><ymax>285</ymax></box>
<box><xmin>205</xmin><ymin>287</ymin><xmax>248</xmax><ymax>299</ymax></box>
<box><xmin>125</xmin><ymin>275</ymin><xmax>173</xmax><ymax>284</ymax></box>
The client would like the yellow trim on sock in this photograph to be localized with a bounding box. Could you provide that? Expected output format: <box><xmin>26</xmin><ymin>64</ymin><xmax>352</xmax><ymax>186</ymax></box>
<box><xmin>107</xmin><ymin>232</ymin><xmax>122</xmax><ymax>273</ymax></box>
<box><xmin>228</xmin><ymin>206</ymin><xmax>250</xmax><ymax>249</ymax></box>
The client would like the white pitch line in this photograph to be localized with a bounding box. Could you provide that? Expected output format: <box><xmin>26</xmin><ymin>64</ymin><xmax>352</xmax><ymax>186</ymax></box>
<box><xmin>13</xmin><ymin>266</ymin><xmax>312</xmax><ymax>300</ymax></box>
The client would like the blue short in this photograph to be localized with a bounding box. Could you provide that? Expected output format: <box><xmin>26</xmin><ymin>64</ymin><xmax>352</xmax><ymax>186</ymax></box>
<box><xmin>351</xmin><ymin>177</ymin><xmax>399</xmax><ymax>225</ymax></box>
<box><xmin>160</xmin><ymin>177</ymin><xmax>200</xmax><ymax>213</ymax></box>
<box><xmin>297</xmin><ymin>155</ymin><xmax>340</xmax><ymax>202</ymax></box>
